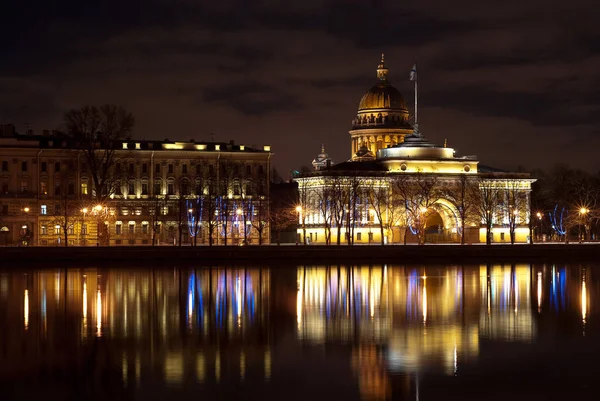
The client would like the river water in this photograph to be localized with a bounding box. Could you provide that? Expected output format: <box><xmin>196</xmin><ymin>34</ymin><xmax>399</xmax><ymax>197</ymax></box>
<box><xmin>0</xmin><ymin>263</ymin><xmax>598</xmax><ymax>400</ymax></box>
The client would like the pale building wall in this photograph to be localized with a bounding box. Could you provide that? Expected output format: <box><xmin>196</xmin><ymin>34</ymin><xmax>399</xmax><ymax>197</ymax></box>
<box><xmin>1</xmin><ymin>136</ymin><xmax>271</xmax><ymax>246</ymax></box>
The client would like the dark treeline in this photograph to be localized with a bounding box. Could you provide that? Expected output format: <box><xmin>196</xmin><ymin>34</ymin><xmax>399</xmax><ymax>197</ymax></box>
<box><xmin>531</xmin><ymin>164</ymin><xmax>600</xmax><ymax>242</ymax></box>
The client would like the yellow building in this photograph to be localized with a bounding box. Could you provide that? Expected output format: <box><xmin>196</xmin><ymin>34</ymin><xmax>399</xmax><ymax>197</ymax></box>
<box><xmin>0</xmin><ymin>125</ymin><xmax>272</xmax><ymax>246</ymax></box>
<box><xmin>295</xmin><ymin>58</ymin><xmax>534</xmax><ymax>244</ymax></box>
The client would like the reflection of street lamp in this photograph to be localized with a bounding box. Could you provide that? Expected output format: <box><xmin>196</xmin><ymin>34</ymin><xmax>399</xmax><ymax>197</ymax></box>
<box><xmin>579</xmin><ymin>207</ymin><xmax>589</xmax><ymax>243</ymax></box>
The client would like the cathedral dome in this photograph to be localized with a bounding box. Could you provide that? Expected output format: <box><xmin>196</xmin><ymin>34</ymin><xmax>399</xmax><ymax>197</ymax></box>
<box><xmin>357</xmin><ymin>54</ymin><xmax>407</xmax><ymax>111</ymax></box>
<box><xmin>358</xmin><ymin>83</ymin><xmax>406</xmax><ymax>111</ymax></box>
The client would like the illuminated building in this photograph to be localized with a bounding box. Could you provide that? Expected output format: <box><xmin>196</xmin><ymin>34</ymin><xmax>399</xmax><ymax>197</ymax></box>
<box><xmin>0</xmin><ymin>126</ymin><xmax>272</xmax><ymax>245</ymax></box>
<box><xmin>294</xmin><ymin>56</ymin><xmax>535</xmax><ymax>244</ymax></box>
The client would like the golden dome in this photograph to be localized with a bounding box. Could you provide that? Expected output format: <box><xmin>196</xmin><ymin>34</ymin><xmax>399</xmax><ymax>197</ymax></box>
<box><xmin>358</xmin><ymin>83</ymin><xmax>406</xmax><ymax>111</ymax></box>
<box><xmin>358</xmin><ymin>54</ymin><xmax>407</xmax><ymax>111</ymax></box>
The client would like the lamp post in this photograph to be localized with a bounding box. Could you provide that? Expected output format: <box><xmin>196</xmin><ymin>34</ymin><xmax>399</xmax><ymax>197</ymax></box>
<box><xmin>579</xmin><ymin>207</ymin><xmax>588</xmax><ymax>243</ymax></box>
<box><xmin>22</xmin><ymin>207</ymin><xmax>30</xmax><ymax>246</ymax></box>
<box><xmin>81</xmin><ymin>207</ymin><xmax>88</xmax><ymax>246</ymax></box>
<box><xmin>94</xmin><ymin>204</ymin><xmax>103</xmax><ymax>246</ymax></box>
<box><xmin>536</xmin><ymin>212</ymin><xmax>542</xmax><ymax>242</ymax></box>
<box><xmin>296</xmin><ymin>205</ymin><xmax>305</xmax><ymax>245</ymax></box>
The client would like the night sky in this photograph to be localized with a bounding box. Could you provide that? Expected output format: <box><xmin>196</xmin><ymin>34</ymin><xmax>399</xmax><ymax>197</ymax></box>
<box><xmin>1</xmin><ymin>0</ymin><xmax>599</xmax><ymax>176</ymax></box>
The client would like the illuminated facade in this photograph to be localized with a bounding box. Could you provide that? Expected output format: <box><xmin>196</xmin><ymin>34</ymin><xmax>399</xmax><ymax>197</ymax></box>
<box><xmin>294</xmin><ymin>58</ymin><xmax>535</xmax><ymax>244</ymax></box>
<box><xmin>0</xmin><ymin>127</ymin><xmax>272</xmax><ymax>245</ymax></box>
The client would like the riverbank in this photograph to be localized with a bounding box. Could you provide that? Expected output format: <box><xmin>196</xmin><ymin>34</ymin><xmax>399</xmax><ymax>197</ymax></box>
<box><xmin>1</xmin><ymin>243</ymin><xmax>599</xmax><ymax>265</ymax></box>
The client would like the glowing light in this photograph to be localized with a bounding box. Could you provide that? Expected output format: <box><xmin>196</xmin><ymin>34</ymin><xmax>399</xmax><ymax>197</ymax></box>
<box><xmin>295</xmin><ymin>206</ymin><xmax>302</xmax><ymax>213</ymax></box>
<box><xmin>188</xmin><ymin>290</ymin><xmax>193</xmax><ymax>328</ymax></box>
<box><xmin>82</xmin><ymin>207</ymin><xmax>88</xmax><ymax>214</ymax></box>
<box><xmin>453</xmin><ymin>344</ymin><xmax>458</xmax><ymax>375</ymax></box>
<box><xmin>83</xmin><ymin>282</ymin><xmax>87</xmax><ymax>320</ymax></box>
<box><xmin>537</xmin><ymin>272</ymin><xmax>542</xmax><ymax>312</ymax></box>
<box><xmin>582</xmin><ymin>277</ymin><xmax>587</xmax><ymax>326</ymax></box>
<box><xmin>422</xmin><ymin>278</ymin><xmax>427</xmax><ymax>324</ymax></box>
<box><xmin>580</xmin><ymin>207</ymin><xmax>589</xmax><ymax>215</ymax></box>
<box><xmin>24</xmin><ymin>289</ymin><xmax>29</xmax><ymax>330</ymax></box>
<box><xmin>196</xmin><ymin>354</ymin><xmax>205</xmax><ymax>383</ymax></box>
<box><xmin>236</xmin><ymin>208</ymin><xmax>243</xmax><ymax>215</ymax></box>
<box><xmin>264</xmin><ymin>349</ymin><xmax>271</xmax><ymax>381</ymax></box>
<box><xmin>96</xmin><ymin>289</ymin><xmax>102</xmax><ymax>337</ymax></box>
<box><xmin>236</xmin><ymin>277</ymin><xmax>242</xmax><ymax>327</ymax></box>
<box><xmin>94</xmin><ymin>204</ymin><xmax>102</xmax><ymax>212</ymax></box>
<box><xmin>297</xmin><ymin>273</ymin><xmax>303</xmax><ymax>331</ymax></box>
<box><xmin>23</xmin><ymin>207</ymin><xmax>30</xmax><ymax>213</ymax></box>
<box><xmin>240</xmin><ymin>351</ymin><xmax>246</xmax><ymax>381</ymax></box>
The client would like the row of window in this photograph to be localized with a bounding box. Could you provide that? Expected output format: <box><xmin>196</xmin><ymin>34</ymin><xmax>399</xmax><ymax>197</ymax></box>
<box><xmin>40</xmin><ymin>222</ymin><xmax>151</xmax><ymax>235</ymax></box>
<box><xmin>1</xmin><ymin>160</ymin><xmax>266</xmax><ymax>175</ymax></box>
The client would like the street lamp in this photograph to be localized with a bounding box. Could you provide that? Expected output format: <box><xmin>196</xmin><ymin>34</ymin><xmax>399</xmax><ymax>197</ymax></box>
<box><xmin>21</xmin><ymin>207</ymin><xmax>31</xmax><ymax>246</ymax></box>
<box><xmin>80</xmin><ymin>208</ymin><xmax>89</xmax><ymax>246</ymax></box>
<box><xmin>536</xmin><ymin>211</ymin><xmax>542</xmax><ymax>242</ymax></box>
<box><xmin>579</xmin><ymin>207</ymin><xmax>589</xmax><ymax>243</ymax></box>
<box><xmin>295</xmin><ymin>206</ymin><xmax>306</xmax><ymax>245</ymax></box>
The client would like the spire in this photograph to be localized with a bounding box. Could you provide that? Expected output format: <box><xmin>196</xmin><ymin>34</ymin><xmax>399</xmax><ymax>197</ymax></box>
<box><xmin>321</xmin><ymin>143</ymin><xmax>325</xmax><ymax>153</ymax></box>
<box><xmin>444</xmin><ymin>138</ymin><xmax>447</xmax><ymax>148</ymax></box>
<box><xmin>376</xmin><ymin>53</ymin><xmax>389</xmax><ymax>81</ymax></box>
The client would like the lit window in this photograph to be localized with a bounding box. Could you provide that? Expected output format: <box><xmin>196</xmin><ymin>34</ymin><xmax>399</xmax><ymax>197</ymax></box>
<box><xmin>54</xmin><ymin>225</ymin><xmax>61</xmax><ymax>235</ymax></box>
<box><xmin>68</xmin><ymin>225</ymin><xmax>74</xmax><ymax>235</ymax></box>
<box><xmin>81</xmin><ymin>182</ymin><xmax>88</xmax><ymax>195</ymax></box>
<box><xmin>40</xmin><ymin>205</ymin><xmax>47</xmax><ymax>215</ymax></box>
<box><xmin>129</xmin><ymin>222</ymin><xmax>135</xmax><ymax>234</ymax></box>
<box><xmin>41</xmin><ymin>225</ymin><xmax>47</xmax><ymax>235</ymax></box>
<box><xmin>41</xmin><ymin>181</ymin><xmax>48</xmax><ymax>195</ymax></box>
<box><xmin>81</xmin><ymin>224</ymin><xmax>87</xmax><ymax>235</ymax></box>
<box><xmin>116</xmin><ymin>222</ymin><xmax>122</xmax><ymax>235</ymax></box>
<box><xmin>142</xmin><ymin>222</ymin><xmax>149</xmax><ymax>234</ymax></box>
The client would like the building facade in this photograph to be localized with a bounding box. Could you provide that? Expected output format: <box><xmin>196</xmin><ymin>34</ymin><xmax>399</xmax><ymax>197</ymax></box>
<box><xmin>294</xmin><ymin>58</ymin><xmax>534</xmax><ymax>244</ymax></box>
<box><xmin>0</xmin><ymin>126</ymin><xmax>272</xmax><ymax>246</ymax></box>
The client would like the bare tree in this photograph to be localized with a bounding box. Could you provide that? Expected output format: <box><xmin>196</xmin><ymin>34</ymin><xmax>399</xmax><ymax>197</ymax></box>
<box><xmin>315</xmin><ymin>178</ymin><xmax>334</xmax><ymax>245</ymax></box>
<box><xmin>297</xmin><ymin>177</ymin><xmax>312</xmax><ymax>245</ymax></box>
<box><xmin>64</xmin><ymin>105</ymin><xmax>134</xmax><ymax>202</ymax></box>
<box><xmin>51</xmin><ymin>175</ymin><xmax>80</xmax><ymax>247</ymax></box>
<box><xmin>367</xmin><ymin>177</ymin><xmax>389</xmax><ymax>245</ymax></box>
<box><xmin>218</xmin><ymin>160</ymin><xmax>235</xmax><ymax>245</ymax></box>
<box><xmin>504</xmin><ymin>180</ymin><xmax>528</xmax><ymax>244</ymax></box>
<box><xmin>204</xmin><ymin>176</ymin><xmax>219</xmax><ymax>246</ymax></box>
<box><xmin>249</xmin><ymin>174</ymin><xmax>269</xmax><ymax>245</ymax></box>
<box><xmin>474</xmin><ymin>176</ymin><xmax>501</xmax><ymax>245</ymax></box>
<box><xmin>393</xmin><ymin>173</ymin><xmax>441</xmax><ymax>245</ymax></box>
<box><xmin>330</xmin><ymin>176</ymin><xmax>345</xmax><ymax>245</ymax></box>
<box><xmin>442</xmin><ymin>175</ymin><xmax>479</xmax><ymax>245</ymax></box>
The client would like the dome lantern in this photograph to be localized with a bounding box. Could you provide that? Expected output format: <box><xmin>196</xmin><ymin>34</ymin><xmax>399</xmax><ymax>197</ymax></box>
<box><xmin>376</xmin><ymin>53</ymin><xmax>389</xmax><ymax>81</ymax></box>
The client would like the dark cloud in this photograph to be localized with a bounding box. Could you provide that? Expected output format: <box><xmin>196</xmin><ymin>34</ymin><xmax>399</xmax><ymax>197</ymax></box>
<box><xmin>1</xmin><ymin>0</ymin><xmax>600</xmax><ymax>174</ymax></box>
<box><xmin>202</xmin><ymin>82</ymin><xmax>303</xmax><ymax>116</ymax></box>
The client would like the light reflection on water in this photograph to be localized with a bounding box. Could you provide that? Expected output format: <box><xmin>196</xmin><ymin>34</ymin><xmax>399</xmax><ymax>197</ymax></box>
<box><xmin>0</xmin><ymin>264</ymin><xmax>597</xmax><ymax>400</ymax></box>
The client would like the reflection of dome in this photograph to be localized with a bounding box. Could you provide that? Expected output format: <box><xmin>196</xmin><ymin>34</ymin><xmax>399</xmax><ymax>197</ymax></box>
<box><xmin>358</xmin><ymin>84</ymin><xmax>406</xmax><ymax>111</ymax></box>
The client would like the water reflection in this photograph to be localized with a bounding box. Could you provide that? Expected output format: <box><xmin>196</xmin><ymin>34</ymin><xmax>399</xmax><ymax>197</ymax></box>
<box><xmin>0</xmin><ymin>264</ymin><xmax>597</xmax><ymax>400</ymax></box>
